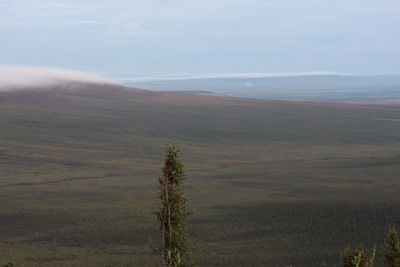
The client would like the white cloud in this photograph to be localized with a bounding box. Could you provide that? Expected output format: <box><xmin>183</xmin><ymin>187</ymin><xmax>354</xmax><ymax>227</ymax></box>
<box><xmin>0</xmin><ymin>65</ymin><xmax>117</xmax><ymax>91</ymax></box>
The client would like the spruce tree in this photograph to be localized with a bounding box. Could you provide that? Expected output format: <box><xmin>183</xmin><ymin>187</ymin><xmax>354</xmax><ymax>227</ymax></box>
<box><xmin>342</xmin><ymin>246</ymin><xmax>375</xmax><ymax>267</ymax></box>
<box><xmin>384</xmin><ymin>225</ymin><xmax>400</xmax><ymax>267</ymax></box>
<box><xmin>157</xmin><ymin>144</ymin><xmax>193</xmax><ymax>267</ymax></box>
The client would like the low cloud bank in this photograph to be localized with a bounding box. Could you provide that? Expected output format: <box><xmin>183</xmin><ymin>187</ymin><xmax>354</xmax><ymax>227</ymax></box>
<box><xmin>0</xmin><ymin>65</ymin><xmax>118</xmax><ymax>91</ymax></box>
<box><xmin>118</xmin><ymin>71</ymin><xmax>351</xmax><ymax>82</ymax></box>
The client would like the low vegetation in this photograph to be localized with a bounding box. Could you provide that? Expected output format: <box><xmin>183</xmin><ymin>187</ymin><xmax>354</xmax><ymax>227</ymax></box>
<box><xmin>1</xmin><ymin>88</ymin><xmax>400</xmax><ymax>266</ymax></box>
<box><xmin>383</xmin><ymin>225</ymin><xmax>400</xmax><ymax>267</ymax></box>
<box><xmin>342</xmin><ymin>246</ymin><xmax>376</xmax><ymax>267</ymax></box>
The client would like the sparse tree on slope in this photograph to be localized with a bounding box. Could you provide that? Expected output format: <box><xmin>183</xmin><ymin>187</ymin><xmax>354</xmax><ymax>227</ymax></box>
<box><xmin>157</xmin><ymin>144</ymin><xmax>193</xmax><ymax>267</ymax></box>
<box><xmin>384</xmin><ymin>225</ymin><xmax>400</xmax><ymax>267</ymax></box>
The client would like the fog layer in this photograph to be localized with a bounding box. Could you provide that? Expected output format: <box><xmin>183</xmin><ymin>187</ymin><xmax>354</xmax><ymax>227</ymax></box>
<box><xmin>0</xmin><ymin>65</ymin><xmax>117</xmax><ymax>91</ymax></box>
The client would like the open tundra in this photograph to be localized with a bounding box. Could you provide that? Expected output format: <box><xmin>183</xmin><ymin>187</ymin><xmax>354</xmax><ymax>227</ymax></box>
<box><xmin>1</xmin><ymin>83</ymin><xmax>400</xmax><ymax>266</ymax></box>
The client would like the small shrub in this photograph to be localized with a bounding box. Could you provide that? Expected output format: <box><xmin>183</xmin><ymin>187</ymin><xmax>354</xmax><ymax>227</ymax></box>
<box><xmin>384</xmin><ymin>225</ymin><xmax>400</xmax><ymax>267</ymax></box>
<box><xmin>342</xmin><ymin>246</ymin><xmax>375</xmax><ymax>267</ymax></box>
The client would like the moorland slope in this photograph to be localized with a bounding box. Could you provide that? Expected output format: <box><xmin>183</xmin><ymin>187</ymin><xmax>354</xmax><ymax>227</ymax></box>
<box><xmin>1</xmin><ymin>85</ymin><xmax>400</xmax><ymax>266</ymax></box>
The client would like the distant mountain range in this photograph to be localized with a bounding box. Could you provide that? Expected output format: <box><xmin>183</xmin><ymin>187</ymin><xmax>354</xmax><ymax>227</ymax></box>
<box><xmin>122</xmin><ymin>74</ymin><xmax>400</xmax><ymax>103</ymax></box>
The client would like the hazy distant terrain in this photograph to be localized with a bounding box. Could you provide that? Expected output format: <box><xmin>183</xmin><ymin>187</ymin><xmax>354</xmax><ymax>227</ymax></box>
<box><xmin>1</xmin><ymin>83</ymin><xmax>400</xmax><ymax>266</ymax></box>
<box><xmin>123</xmin><ymin>74</ymin><xmax>400</xmax><ymax>103</ymax></box>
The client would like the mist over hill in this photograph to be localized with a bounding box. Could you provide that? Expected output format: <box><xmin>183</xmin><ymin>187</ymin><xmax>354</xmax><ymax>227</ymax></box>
<box><xmin>0</xmin><ymin>65</ymin><xmax>118</xmax><ymax>91</ymax></box>
<box><xmin>122</xmin><ymin>73</ymin><xmax>400</xmax><ymax>103</ymax></box>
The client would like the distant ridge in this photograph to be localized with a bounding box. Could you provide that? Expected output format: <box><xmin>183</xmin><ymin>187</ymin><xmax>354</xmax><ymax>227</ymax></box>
<box><xmin>122</xmin><ymin>73</ymin><xmax>400</xmax><ymax>103</ymax></box>
<box><xmin>168</xmin><ymin>90</ymin><xmax>225</xmax><ymax>97</ymax></box>
<box><xmin>117</xmin><ymin>71</ymin><xmax>350</xmax><ymax>82</ymax></box>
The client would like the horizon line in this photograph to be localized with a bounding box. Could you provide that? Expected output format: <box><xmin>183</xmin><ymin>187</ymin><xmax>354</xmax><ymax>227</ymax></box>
<box><xmin>116</xmin><ymin>71</ymin><xmax>400</xmax><ymax>83</ymax></box>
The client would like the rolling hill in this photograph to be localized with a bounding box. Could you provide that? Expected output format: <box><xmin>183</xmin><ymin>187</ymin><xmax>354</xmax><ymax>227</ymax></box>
<box><xmin>1</xmin><ymin>83</ymin><xmax>400</xmax><ymax>266</ymax></box>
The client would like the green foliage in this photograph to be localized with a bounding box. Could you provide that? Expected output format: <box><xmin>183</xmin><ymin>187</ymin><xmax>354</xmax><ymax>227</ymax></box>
<box><xmin>157</xmin><ymin>144</ymin><xmax>193</xmax><ymax>266</ymax></box>
<box><xmin>384</xmin><ymin>225</ymin><xmax>400</xmax><ymax>267</ymax></box>
<box><xmin>342</xmin><ymin>246</ymin><xmax>375</xmax><ymax>267</ymax></box>
<box><xmin>3</xmin><ymin>262</ymin><xmax>15</xmax><ymax>267</ymax></box>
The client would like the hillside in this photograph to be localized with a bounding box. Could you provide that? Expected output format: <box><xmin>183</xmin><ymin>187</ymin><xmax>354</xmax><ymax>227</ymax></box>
<box><xmin>1</xmin><ymin>84</ymin><xmax>400</xmax><ymax>266</ymax></box>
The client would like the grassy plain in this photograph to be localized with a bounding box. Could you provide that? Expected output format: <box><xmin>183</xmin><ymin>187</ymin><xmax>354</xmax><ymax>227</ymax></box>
<box><xmin>1</xmin><ymin>86</ymin><xmax>400</xmax><ymax>266</ymax></box>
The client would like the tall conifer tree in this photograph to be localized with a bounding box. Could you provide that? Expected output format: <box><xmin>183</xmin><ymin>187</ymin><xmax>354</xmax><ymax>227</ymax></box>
<box><xmin>157</xmin><ymin>144</ymin><xmax>193</xmax><ymax>267</ymax></box>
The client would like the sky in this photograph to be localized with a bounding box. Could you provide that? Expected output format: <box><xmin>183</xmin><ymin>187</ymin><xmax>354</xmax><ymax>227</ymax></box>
<box><xmin>0</xmin><ymin>0</ymin><xmax>399</xmax><ymax>79</ymax></box>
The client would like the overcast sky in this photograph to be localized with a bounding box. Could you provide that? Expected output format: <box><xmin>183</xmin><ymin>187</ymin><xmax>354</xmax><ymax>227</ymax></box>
<box><xmin>1</xmin><ymin>0</ymin><xmax>399</xmax><ymax>78</ymax></box>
